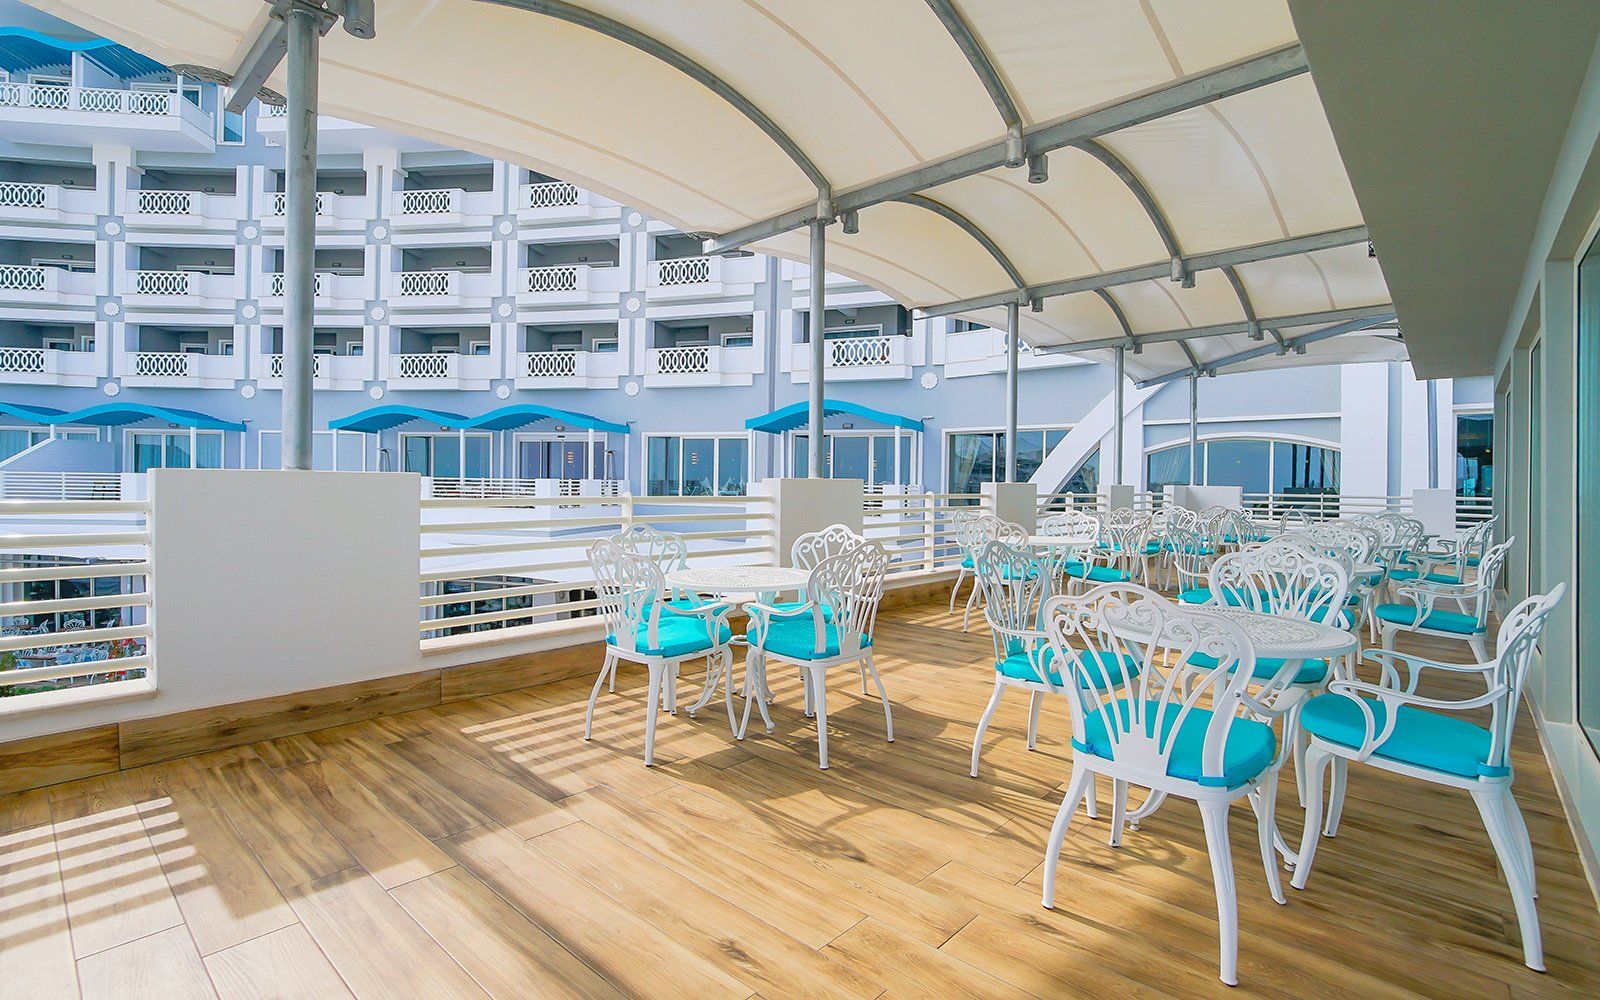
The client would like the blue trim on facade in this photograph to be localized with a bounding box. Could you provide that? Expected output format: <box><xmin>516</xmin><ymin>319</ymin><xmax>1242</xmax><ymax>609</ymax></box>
<box><xmin>329</xmin><ymin>403</ymin><xmax>627</xmax><ymax>436</ymax></box>
<box><xmin>46</xmin><ymin>403</ymin><xmax>246</xmax><ymax>432</ymax></box>
<box><xmin>747</xmin><ymin>399</ymin><xmax>923</xmax><ymax>434</ymax></box>
<box><xmin>0</xmin><ymin>26</ymin><xmax>167</xmax><ymax>76</ymax></box>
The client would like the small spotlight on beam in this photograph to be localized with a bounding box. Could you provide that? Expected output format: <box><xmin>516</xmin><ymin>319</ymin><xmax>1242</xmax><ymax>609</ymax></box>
<box><xmin>1026</xmin><ymin>152</ymin><xmax>1048</xmax><ymax>184</ymax></box>
<box><xmin>1030</xmin><ymin>297</ymin><xmax>1043</xmax><ymax>313</ymax></box>
<box><xmin>841</xmin><ymin>209</ymin><xmax>859</xmax><ymax>235</ymax></box>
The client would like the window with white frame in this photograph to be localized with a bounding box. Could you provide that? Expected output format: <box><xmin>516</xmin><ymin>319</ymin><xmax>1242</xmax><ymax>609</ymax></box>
<box><xmin>217</xmin><ymin>87</ymin><xmax>246</xmax><ymax>144</ymax></box>
<box><xmin>401</xmin><ymin>432</ymin><xmax>491</xmax><ymax>479</ymax></box>
<box><xmin>945</xmin><ymin>427</ymin><xmax>1077</xmax><ymax>494</ymax></box>
<box><xmin>794</xmin><ymin>431</ymin><xmax>916</xmax><ymax>487</ymax></box>
<box><xmin>0</xmin><ymin>427</ymin><xmax>96</xmax><ymax>464</ymax></box>
<box><xmin>128</xmin><ymin>430</ymin><xmax>224</xmax><ymax>473</ymax></box>
<box><xmin>1144</xmin><ymin>437</ymin><xmax>1340</xmax><ymax>495</ymax></box>
<box><xmin>646</xmin><ymin>434</ymin><xmax>748</xmax><ymax>496</ymax></box>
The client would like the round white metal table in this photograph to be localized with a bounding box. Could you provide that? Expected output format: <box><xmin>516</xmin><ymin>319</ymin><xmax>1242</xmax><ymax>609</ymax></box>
<box><xmin>665</xmin><ymin>566</ymin><xmax>810</xmax><ymax>732</ymax></box>
<box><xmin>1026</xmin><ymin>534</ymin><xmax>1098</xmax><ymax>550</ymax></box>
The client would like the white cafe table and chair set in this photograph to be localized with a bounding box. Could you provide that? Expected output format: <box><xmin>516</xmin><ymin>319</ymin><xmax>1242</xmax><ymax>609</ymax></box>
<box><xmin>584</xmin><ymin>523</ymin><xmax>892</xmax><ymax>769</ymax></box>
<box><xmin>962</xmin><ymin>506</ymin><xmax>1560</xmax><ymax>985</ymax></box>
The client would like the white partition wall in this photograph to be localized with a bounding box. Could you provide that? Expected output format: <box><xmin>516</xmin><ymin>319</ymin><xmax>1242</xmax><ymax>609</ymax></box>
<box><xmin>981</xmin><ymin>481</ymin><xmax>1038</xmax><ymax>532</ymax></box>
<box><xmin>757</xmin><ymin>477</ymin><xmax>865</xmax><ymax>567</ymax></box>
<box><xmin>1411</xmin><ymin>487</ymin><xmax>1459</xmax><ymax>540</ymax></box>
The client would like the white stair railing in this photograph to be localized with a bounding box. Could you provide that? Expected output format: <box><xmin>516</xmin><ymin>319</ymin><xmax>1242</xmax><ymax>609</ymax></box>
<box><xmin>0</xmin><ymin>181</ymin><xmax>56</xmax><ymax>210</ymax></box>
<box><xmin>133</xmin><ymin>352</ymin><xmax>192</xmax><ymax>377</ymax></box>
<box><xmin>132</xmin><ymin>189</ymin><xmax>199</xmax><ymax>215</ymax></box>
<box><xmin>130</xmin><ymin>270</ymin><xmax>194</xmax><ymax>296</ymax></box>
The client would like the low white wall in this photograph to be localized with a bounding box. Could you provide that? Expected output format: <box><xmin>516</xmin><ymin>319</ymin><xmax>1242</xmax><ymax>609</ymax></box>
<box><xmin>981</xmin><ymin>481</ymin><xmax>1038</xmax><ymax>532</ymax></box>
<box><xmin>1</xmin><ymin>469</ymin><xmax>422</xmax><ymax>742</ymax></box>
<box><xmin>1411</xmin><ymin>487</ymin><xmax>1458</xmax><ymax>539</ymax></box>
<box><xmin>1171</xmin><ymin>484</ymin><xmax>1244</xmax><ymax>511</ymax></box>
<box><xmin>757</xmin><ymin>477</ymin><xmax>865</xmax><ymax>567</ymax></box>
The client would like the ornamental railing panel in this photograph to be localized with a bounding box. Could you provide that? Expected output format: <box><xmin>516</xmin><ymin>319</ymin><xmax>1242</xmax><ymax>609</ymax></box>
<box><xmin>266</xmin><ymin>354</ymin><xmax>326</xmax><ymax>378</ymax></box>
<box><xmin>395</xmin><ymin>353</ymin><xmax>455</xmax><ymax>378</ymax></box>
<box><xmin>267</xmin><ymin>191</ymin><xmax>329</xmax><ymax>216</ymax></box>
<box><xmin>133</xmin><ymin>352</ymin><xmax>192</xmax><ymax>377</ymax></box>
<box><xmin>523</xmin><ymin>351</ymin><xmax>578</xmax><ymax>377</ymax></box>
<box><xmin>520</xmin><ymin>181</ymin><xmax>582</xmax><ymax>210</ymax></box>
<box><xmin>0</xmin><ymin>181</ymin><xmax>54</xmax><ymax>210</ymax></box>
<box><xmin>0</xmin><ymin>264</ymin><xmax>50</xmax><ymax>292</ymax></box>
<box><xmin>653</xmin><ymin>345</ymin><xmax>712</xmax><ymax>374</ymax></box>
<box><xmin>398</xmin><ymin>188</ymin><xmax>463</xmax><ymax>215</ymax></box>
<box><xmin>131</xmin><ymin>270</ymin><xmax>194</xmax><ymax>296</ymax></box>
<box><xmin>266</xmin><ymin>272</ymin><xmax>328</xmax><ymax>297</ymax></box>
<box><xmin>132</xmin><ymin>189</ymin><xmax>198</xmax><ymax>215</ymax></box>
<box><xmin>521</xmin><ymin>264</ymin><xmax>581</xmax><ymax>293</ymax></box>
<box><xmin>0</xmin><ymin>347</ymin><xmax>46</xmax><ymax>373</ymax></box>
<box><xmin>650</xmin><ymin>256</ymin><xmax>714</xmax><ymax>286</ymax></box>
<box><xmin>826</xmin><ymin>336</ymin><xmax>895</xmax><ymax>367</ymax></box>
<box><xmin>397</xmin><ymin>271</ymin><xmax>459</xmax><ymax>297</ymax></box>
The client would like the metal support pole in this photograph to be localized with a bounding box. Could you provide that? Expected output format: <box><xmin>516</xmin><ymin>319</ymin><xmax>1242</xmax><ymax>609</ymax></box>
<box><xmin>586</xmin><ymin>427</ymin><xmax>596</xmax><ymax>478</ymax></box>
<box><xmin>1113</xmin><ymin>347</ymin><xmax>1126</xmax><ymax>485</ymax></box>
<box><xmin>893</xmin><ymin>427</ymin><xmax>902</xmax><ymax>487</ymax></box>
<box><xmin>458</xmin><ymin>428</ymin><xmax>466</xmax><ymax>481</ymax></box>
<box><xmin>282</xmin><ymin>6</ymin><xmax>320</xmax><ymax>470</ymax></box>
<box><xmin>808</xmin><ymin>218</ymin><xmax>827</xmax><ymax>478</ymax></box>
<box><xmin>1187</xmin><ymin>373</ymin><xmax>1199</xmax><ymax>485</ymax></box>
<box><xmin>189</xmin><ymin>425</ymin><xmax>198</xmax><ymax>469</ymax></box>
<box><xmin>1003</xmin><ymin>301</ymin><xmax>1020</xmax><ymax>482</ymax></box>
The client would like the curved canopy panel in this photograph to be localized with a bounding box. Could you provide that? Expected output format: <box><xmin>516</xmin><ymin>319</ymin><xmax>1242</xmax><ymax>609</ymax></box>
<box><xmin>748</xmin><ymin>399</ymin><xmax>922</xmax><ymax>435</ymax></box>
<box><xmin>329</xmin><ymin>405</ymin><xmax>470</xmax><ymax>434</ymax></box>
<box><xmin>0</xmin><ymin>401</ymin><xmax>67</xmax><ymax>425</ymax></box>
<box><xmin>466</xmin><ymin>404</ymin><xmax>627</xmax><ymax>436</ymax></box>
<box><xmin>54</xmin><ymin>403</ymin><xmax>246</xmax><ymax>432</ymax></box>
<box><xmin>0</xmin><ymin>25</ymin><xmax>168</xmax><ymax>77</ymax></box>
<box><xmin>37</xmin><ymin>0</ymin><xmax>1394</xmax><ymax>372</ymax></box>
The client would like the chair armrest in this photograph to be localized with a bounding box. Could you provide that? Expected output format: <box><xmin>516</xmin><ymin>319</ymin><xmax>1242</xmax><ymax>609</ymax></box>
<box><xmin>661</xmin><ymin>599</ymin><xmax>735</xmax><ymax>623</ymax></box>
<box><xmin>1359</xmin><ymin>648</ymin><xmax>1493</xmax><ymax>694</ymax></box>
<box><xmin>1321</xmin><ymin>678</ymin><xmax>1508</xmax><ymax>761</ymax></box>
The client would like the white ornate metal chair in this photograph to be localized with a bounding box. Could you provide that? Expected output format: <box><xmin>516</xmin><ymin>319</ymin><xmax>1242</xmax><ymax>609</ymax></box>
<box><xmin>1374</xmin><ymin>537</ymin><xmax>1513</xmax><ymax>663</ymax></box>
<box><xmin>792</xmin><ymin>522</ymin><xmax>866</xmax><ymax>570</ymax></box>
<box><xmin>605</xmin><ymin>524</ymin><xmax>698</xmax><ymax>691</ymax></box>
<box><xmin>1039</xmin><ymin>509</ymin><xmax>1100</xmax><ymax>539</ymax></box>
<box><xmin>956</xmin><ymin>515</ymin><xmax>1028</xmax><ymax>630</ymax></box>
<box><xmin>585</xmin><ymin>539</ymin><xmax>737</xmax><ymax>766</ymax></box>
<box><xmin>744</xmin><ymin>542</ymin><xmax>893</xmax><ymax>768</ymax></box>
<box><xmin>947</xmin><ymin>509</ymin><xmax>982</xmax><ymax>615</ymax></box>
<box><xmin>1391</xmin><ymin>516</ymin><xmax>1496</xmax><ymax>588</ymax></box>
<box><xmin>1286</xmin><ymin>523</ymin><xmax>1375</xmax><ymax>634</ymax></box>
<box><xmin>1279</xmin><ymin>508</ymin><xmax>1314</xmax><ymax>531</ymax></box>
<box><xmin>1167</xmin><ymin>516</ymin><xmax>1218</xmax><ymax>598</ymax></box>
<box><xmin>1294</xmin><ymin>584</ymin><xmax>1566</xmax><ymax>972</ymax></box>
<box><xmin>1067</xmin><ymin>511</ymin><xmax>1152</xmax><ymax>591</ymax></box>
<box><xmin>969</xmin><ymin>540</ymin><xmax>1139</xmax><ymax>791</ymax></box>
<box><xmin>1041</xmin><ymin>584</ymin><xmax>1302</xmax><ymax>986</ymax></box>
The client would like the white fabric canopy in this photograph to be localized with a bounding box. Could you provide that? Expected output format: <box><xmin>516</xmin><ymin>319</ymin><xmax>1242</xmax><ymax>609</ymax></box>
<box><xmin>40</xmin><ymin>0</ymin><xmax>1401</xmax><ymax>379</ymax></box>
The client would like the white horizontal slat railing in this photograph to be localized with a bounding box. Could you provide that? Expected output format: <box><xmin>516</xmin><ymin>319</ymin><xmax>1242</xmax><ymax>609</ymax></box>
<box><xmin>418</xmin><ymin>493</ymin><xmax>775</xmax><ymax>642</ymax></box>
<box><xmin>0</xmin><ymin>499</ymin><xmax>153</xmax><ymax>703</ymax></box>
<box><xmin>862</xmin><ymin>492</ymin><xmax>982</xmax><ymax>578</ymax></box>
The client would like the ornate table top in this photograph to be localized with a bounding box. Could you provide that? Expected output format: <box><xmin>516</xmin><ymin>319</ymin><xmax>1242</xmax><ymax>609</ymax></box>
<box><xmin>666</xmin><ymin>565</ymin><xmax>811</xmax><ymax>597</ymax></box>
<box><xmin>1189</xmin><ymin>606</ymin><xmax>1358</xmax><ymax>660</ymax></box>
<box><xmin>1027</xmin><ymin>534</ymin><xmax>1098</xmax><ymax>548</ymax></box>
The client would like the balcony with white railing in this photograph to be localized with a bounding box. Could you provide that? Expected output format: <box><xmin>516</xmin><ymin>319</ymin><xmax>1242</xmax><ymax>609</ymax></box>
<box><xmin>645</xmin><ymin>343</ymin><xmax>752</xmax><ymax>388</ymax></box>
<box><xmin>386</xmin><ymin>351</ymin><xmax>498</xmax><ymax>390</ymax></box>
<box><xmin>392</xmin><ymin>187</ymin><xmax>498</xmax><ymax>226</ymax></box>
<box><xmin>514</xmin><ymin>262</ymin><xmax>626</xmax><ymax>305</ymax></box>
<box><xmin>257</xmin><ymin>351</ymin><xmax>370</xmax><ymax>390</ymax></box>
<box><xmin>510</xmin><ymin>348</ymin><xmax>621</xmax><ymax>389</ymax></box>
<box><xmin>0</xmin><ymin>181</ymin><xmax>97</xmax><ymax>222</ymax></box>
<box><xmin>0</xmin><ymin>345</ymin><xmax>103</xmax><ymax>387</ymax></box>
<box><xmin>515</xmin><ymin>180</ymin><xmax>616</xmax><ymax>223</ymax></box>
<box><xmin>0</xmin><ymin>83</ymin><xmax>214</xmax><ymax>150</ymax></box>
<box><xmin>123</xmin><ymin>270</ymin><xmax>239</xmax><ymax>307</ymax></box>
<box><xmin>125</xmin><ymin>188</ymin><xmax>241</xmax><ymax>227</ymax></box>
<box><xmin>0</xmin><ymin>265</ymin><xmax>95</xmax><ymax>307</ymax></box>
<box><xmin>119</xmin><ymin>350</ymin><xmax>244</xmax><ymax>388</ymax></box>
<box><xmin>789</xmin><ymin>335</ymin><xmax>912</xmax><ymax>382</ymax></box>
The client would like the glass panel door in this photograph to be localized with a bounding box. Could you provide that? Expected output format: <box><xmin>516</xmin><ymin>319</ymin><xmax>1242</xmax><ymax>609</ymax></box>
<box><xmin>832</xmin><ymin>436</ymin><xmax>869</xmax><ymax>482</ymax></box>
<box><xmin>681</xmin><ymin>438</ymin><xmax>715</xmax><ymax>495</ymax></box>
<box><xmin>1576</xmin><ymin>234</ymin><xmax>1600</xmax><ymax>753</ymax></box>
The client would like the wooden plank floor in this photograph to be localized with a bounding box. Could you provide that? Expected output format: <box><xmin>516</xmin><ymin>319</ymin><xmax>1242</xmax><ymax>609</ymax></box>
<box><xmin>3</xmin><ymin>596</ymin><xmax>1597</xmax><ymax>999</ymax></box>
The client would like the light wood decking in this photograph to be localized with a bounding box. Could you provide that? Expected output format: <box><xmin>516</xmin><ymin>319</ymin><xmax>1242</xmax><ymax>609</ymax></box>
<box><xmin>2</xmin><ymin>597</ymin><xmax>1596</xmax><ymax>999</ymax></box>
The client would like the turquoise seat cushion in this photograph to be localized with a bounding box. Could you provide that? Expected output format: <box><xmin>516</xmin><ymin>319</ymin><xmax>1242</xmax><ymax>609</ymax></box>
<box><xmin>996</xmin><ymin>643</ymin><xmax>1139</xmax><ymax>689</ymax></box>
<box><xmin>768</xmin><ymin>600</ymin><xmax>834</xmax><ymax>622</ymax></box>
<box><xmin>1143</xmin><ymin>541</ymin><xmax>1163</xmax><ymax>556</ymax></box>
<box><xmin>961</xmin><ymin>555</ymin><xmax>975</xmax><ymax>569</ymax></box>
<box><xmin>1063</xmin><ymin>561</ymin><xmax>1129</xmax><ymax>583</ymax></box>
<box><xmin>1389</xmin><ymin>568</ymin><xmax>1461</xmax><ymax>585</ymax></box>
<box><xmin>609</xmin><ymin>616</ymin><xmax>732</xmax><ymax>658</ymax></box>
<box><xmin>1301</xmin><ymin>693</ymin><xmax>1507</xmax><ymax>778</ymax></box>
<box><xmin>1188</xmin><ymin>652</ymin><xmax>1330</xmax><ymax>686</ymax></box>
<box><xmin>751</xmin><ymin>618</ymin><xmax>871</xmax><ymax>660</ymax></box>
<box><xmin>1179</xmin><ymin>587</ymin><xmax>1252</xmax><ymax>606</ymax></box>
<box><xmin>1373</xmin><ymin>604</ymin><xmax>1484</xmax><ymax>634</ymax></box>
<box><xmin>1073</xmin><ymin>699</ymin><xmax>1276</xmax><ymax>788</ymax></box>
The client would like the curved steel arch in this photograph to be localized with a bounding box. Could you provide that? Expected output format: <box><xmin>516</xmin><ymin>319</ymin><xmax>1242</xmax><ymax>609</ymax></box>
<box><xmin>479</xmin><ymin>0</ymin><xmax>830</xmax><ymax>193</ymax></box>
<box><xmin>1090</xmin><ymin>288</ymin><xmax>1139</xmax><ymax>353</ymax></box>
<box><xmin>925</xmin><ymin>0</ymin><xmax>1022</xmax><ymax>130</ymax></box>
<box><xmin>1074</xmin><ymin>139</ymin><xmax>1182</xmax><ymax>262</ymax></box>
<box><xmin>1221</xmin><ymin>264</ymin><xmax>1286</xmax><ymax>349</ymax></box>
<box><xmin>893</xmin><ymin>193</ymin><xmax>1026</xmax><ymax>291</ymax></box>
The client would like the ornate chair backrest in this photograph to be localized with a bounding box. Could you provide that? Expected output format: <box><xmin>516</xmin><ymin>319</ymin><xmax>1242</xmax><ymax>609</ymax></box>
<box><xmin>1101</xmin><ymin>513</ymin><xmax>1152</xmax><ymax>573</ymax></box>
<box><xmin>993</xmin><ymin>519</ymin><xmax>1029</xmax><ymax>548</ymax></box>
<box><xmin>1040</xmin><ymin>509</ymin><xmax>1100</xmax><ymax>539</ymax></box>
<box><xmin>1280</xmin><ymin>508</ymin><xmax>1314</xmax><ymax>531</ymax></box>
<box><xmin>1275</xmin><ymin>533</ymin><xmax>1356</xmax><ymax>580</ymax></box>
<box><xmin>1209</xmin><ymin>539</ymin><xmax>1350</xmax><ymax>626</ymax></box>
<box><xmin>1486</xmin><ymin>584</ymin><xmax>1566</xmax><ymax>773</ymax></box>
<box><xmin>792</xmin><ymin>523</ymin><xmax>866</xmax><ymax>571</ymax></box>
<box><xmin>1208</xmin><ymin>507</ymin><xmax>1253</xmax><ymax>547</ymax></box>
<box><xmin>1445</xmin><ymin>517</ymin><xmax>1497</xmax><ymax>579</ymax></box>
<box><xmin>588</xmin><ymin>538</ymin><xmax>666</xmax><ymax>655</ymax></box>
<box><xmin>804</xmin><ymin>542</ymin><xmax>891</xmax><ymax>657</ymax></box>
<box><xmin>1354</xmin><ymin>513</ymin><xmax>1399</xmax><ymax>548</ymax></box>
<box><xmin>1045</xmin><ymin>584</ymin><xmax>1262</xmax><ymax>784</ymax></box>
<box><xmin>974</xmin><ymin>540</ymin><xmax>1057</xmax><ymax>685</ymax></box>
<box><xmin>1373</xmin><ymin>512</ymin><xmax>1425</xmax><ymax>558</ymax></box>
<box><xmin>1168</xmin><ymin>519</ymin><xmax>1215</xmax><ymax>593</ymax></box>
<box><xmin>1104</xmin><ymin>507</ymin><xmax>1140</xmax><ymax>532</ymax></box>
<box><xmin>612</xmin><ymin>523</ymin><xmax>690</xmax><ymax>571</ymax></box>
<box><xmin>955</xmin><ymin>512</ymin><xmax>1002</xmax><ymax>559</ymax></box>
<box><xmin>1298</xmin><ymin>522</ymin><xmax>1376</xmax><ymax>567</ymax></box>
<box><xmin>1464</xmin><ymin>537</ymin><xmax>1514</xmax><ymax>626</ymax></box>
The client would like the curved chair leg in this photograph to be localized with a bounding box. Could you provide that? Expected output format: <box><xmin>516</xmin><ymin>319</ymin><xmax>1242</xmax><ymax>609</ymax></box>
<box><xmin>801</xmin><ymin>668</ymin><xmax>814</xmax><ymax>718</ymax></box>
<box><xmin>584</xmin><ymin>650</ymin><xmax>615</xmax><ymax>740</ymax></box>
<box><xmin>860</xmin><ymin>663</ymin><xmax>868</xmax><ymax>695</ymax></box>
<box><xmin>1380</xmin><ymin>623</ymin><xmax>1397</xmax><ymax>652</ymax></box>
<box><xmin>1109</xmin><ymin>780</ymin><xmax>1128</xmax><ymax>847</ymax></box>
<box><xmin>1504</xmin><ymin>792</ymin><xmax>1538</xmax><ymax>898</ymax></box>
<box><xmin>1026</xmin><ymin>691</ymin><xmax>1042</xmax><ymax>751</ymax></box>
<box><xmin>1473</xmin><ymin>786</ymin><xmax>1545</xmax><ymax>971</ymax></box>
<box><xmin>643</xmin><ymin>662</ymin><xmax>664</xmax><ymax>767</ymax></box>
<box><xmin>665</xmin><ymin>662</ymin><xmax>677</xmax><ymax>715</ymax></box>
<box><xmin>1248</xmin><ymin>773</ymin><xmax>1286</xmax><ymax>904</ymax></box>
<box><xmin>948</xmin><ymin>567</ymin><xmax>968</xmax><ymax>614</ymax></box>
<box><xmin>1323</xmin><ymin>756</ymin><xmax>1349</xmax><ymax>836</ymax></box>
<box><xmin>1294</xmin><ymin>726</ymin><xmax>1309</xmax><ymax>807</ymax></box>
<box><xmin>809</xmin><ymin>666</ymin><xmax>830</xmax><ymax>770</ymax></box>
<box><xmin>970</xmin><ymin>676</ymin><xmax>1006</xmax><ymax>778</ymax></box>
<box><xmin>1084</xmin><ymin>777</ymin><xmax>1100</xmax><ymax>819</ymax></box>
<box><xmin>864</xmin><ymin>654</ymin><xmax>893</xmax><ymax>743</ymax></box>
<box><xmin>608</xmin><ymin>657</ymin><xmax>618</xmax><ymax>692</ymax></box>
<box><xmin>1041</xmin><ymin>766</ymin><xmax>1094</xmax><ymax>909</ymax></box>
<box><xmin>1469</xmin><ymin>634</ymin><xmax>1489</xmax><ymax>663</ymax></box>
<box><xmin>1127</xmin><ymin>789</ymin><xmax>1168</xmax><ymax>830</ymax></box>
<box><xmin>1198</xmin><ymin>799</ymin><xmax>1240</xmax><ymax>986</ymax></box>
<box><xmin>962</xmin><ymin>582</ymin><xmax>980</xmax><ymax>632</ymax></box>
<box><xmin>1292</xmin><ymin>744</ymin><xmax>1333</xmax><ymax>891</ymax></box>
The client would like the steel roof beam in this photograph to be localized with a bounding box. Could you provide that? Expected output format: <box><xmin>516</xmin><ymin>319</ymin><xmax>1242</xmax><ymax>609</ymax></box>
<box><xmin>1134</xmin><ymin>312</ymin><xmax>1398</xmax><ymax>388</ymax></box>
<box><xmin>704</xmin><ymin>44</ymin><xmax>1309</xmax><ymax>254</ymax></box>
<box><xmin>927</xmin><ymin>0</ymin><xmax>1021</xmax><ymax>130</ymax></box>
<box><xmin>1220</xmin><ymin>264</ymin><xmax>1284</xmax><ymax>348</ymax></box>
<box><xmin>1075</xmin><ymin>139</ymin><xmax>1183</xmax><ymax>265</ymax></box>
<box><xmin>918</xmin><ymin>224</ymin><xmax>1367</xmax><ymax>318</ymax></box>
<box><xmin>894</xmin><ymin>193</ymin><xmax>1026</xmax><ymax>290</ymax></box>
<box><xmin>1034</xmin><ymin>303</ymin><xmax>1395</xmax><ymax>356</ymax></box>
<box><xmin>483</xmin><ymin>0</ymin><xmax>830</xmax><ymax>193</ymax></box>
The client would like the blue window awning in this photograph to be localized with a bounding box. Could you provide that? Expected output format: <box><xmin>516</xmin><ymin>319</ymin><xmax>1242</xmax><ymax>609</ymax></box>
<box><xmin>0</xmin><ymin>401</ymin><xmax>67</xmax><ymax>424</ymax></box>
<box><xmin>746</xmin><ymin>399</ymin><xmax>922</xmax><ymax>434</ymax></box>
<box><xmin>53</xmin><ymin>403</ymin><xmax>245</xmax><ymax>432</ymax></box>
<box><xmin>330</xmin><ymin>403</ymin><xmax>626</xmax><ymax>436</ymax></box>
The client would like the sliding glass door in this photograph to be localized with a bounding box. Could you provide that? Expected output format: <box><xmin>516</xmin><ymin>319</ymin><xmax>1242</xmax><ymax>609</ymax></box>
<box><xmin>1576</xmin><ymin>234</ymin><xmax>1599</xmax><ymax>754</ymax></box>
